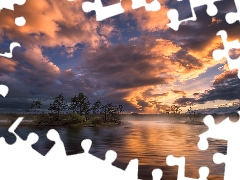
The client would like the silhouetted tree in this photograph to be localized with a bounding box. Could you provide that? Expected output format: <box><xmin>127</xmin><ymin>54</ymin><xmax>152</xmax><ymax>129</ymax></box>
<box><xmin>48</xmin><ymin>94</ymin><xmax>67</xmax><ymax>120</ymax></box>
<box><xmin>69</xmin><ymin>95</ymin><xmax>78</xmax><ymax>113</ymax></box>
<box><xmin>170</xmin><ymin>105</ymin><xmax>182</xmax><ymax>115</ymax></box>
<box><xmin>100</xmin><ymin>103</ymin><xmax>121</xmax><ymax>123</ymax></box>
<box><xmin>91</xmin><ymin>100</ymin><xmax>102</xmax><ymax>115</ymax></box>
<box><xmin>101</xmin><ymin>104</ymin><xmax>108</xmax><ymax>123</ymax></box>
<box><xmin>118</xmin><ymin>105</ymin><xmax>124</xmax><ymax>114</ymax></box>
<box><xmin>69</xmin><ymin>92</ymin><xmax>91</xmax><ymax>117</ymax></box>
<box><xmin>187</xmin><ymin>106</ymin><xmax>199</xmax><ymax>121</ymax></box>
<box><xmin>26</xmin><ymin>99</ymin><xmax>42</xmax><ymax>113</ymax></box>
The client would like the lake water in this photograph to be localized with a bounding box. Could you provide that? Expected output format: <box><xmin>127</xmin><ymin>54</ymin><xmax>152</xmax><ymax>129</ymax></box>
<box><xmin>0</xmin><ymin>120</ymin><xmax>227</xmax><ymax>180</ymax></box>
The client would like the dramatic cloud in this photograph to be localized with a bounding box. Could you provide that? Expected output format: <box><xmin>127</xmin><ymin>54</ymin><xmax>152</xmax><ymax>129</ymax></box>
<box><xmin>0</xmin><ymin>0</ymin><xmax>102</xmax><ymax>47</ymax></box>
<box><xmin>0</xmin><ymin>57</ymin><xmax>18</xmax><ymax>73</ymax></box>
<box><xmin>0</xmin><ymin>0</ymin><xmax>239</xmax><ymax>113</ymax></box>
<box><xmin>175</xmin><ymin>70</ymin><xmax>240</xmax><ymax>108</ymax></box>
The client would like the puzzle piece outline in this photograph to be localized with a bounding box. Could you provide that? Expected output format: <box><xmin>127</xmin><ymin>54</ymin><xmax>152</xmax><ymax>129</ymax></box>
<box><xmin>166</xmin><ymin>155</ymin><xmax>209</xmax><ymax>180</ymax></box>
<box><xmin>212</xmin><ymin>30</ymin><xmax>240</xmax><ymax>78</ymax></box>
<box><xmin>81</xmin><ymin>0</ymin><xmax>161</xmax><ymax>21</ymax></box>
<box><xmin>167</xmin><ymin>0</ymin><xmax>222</xmax><ymax>31</ymax></box>
<box><xmin>0</xmin><ymin>42</ymin><xmax>21</xmax><ymax>58</ymax></box>
<box><xmin>198</xmin><ymin>112</ymin><xmax>240</xmax><ymax>180</ymax></box>
<box><xmin>0</xmin><ymin>0</ymin><xmax>26</xmax><ymax>11</ymax></box>
<box><xmin>225</xmin><ymin>0</ymin><xmax>240</xmax><ymax>24</ymax></box>
<box><xmin>0</xmin><ymin>117</ymin><xmax>163</xmax><ymax>180</ymax></box>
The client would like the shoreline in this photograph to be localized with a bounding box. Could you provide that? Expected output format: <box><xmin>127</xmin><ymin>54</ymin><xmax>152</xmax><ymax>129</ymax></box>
<box><xmin>0</xmin><ymin>119</ymin><xmax>205</xmax><ymax>127</ymax></box>
<box><xmin>0</xmin><ymin>119</ymin><xmax>132</xmax><ymax>127</ymax></box>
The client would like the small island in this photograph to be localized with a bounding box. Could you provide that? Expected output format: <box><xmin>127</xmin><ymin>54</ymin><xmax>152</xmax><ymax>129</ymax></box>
<box><xmin>1</xmin><ymin>93</ymin><xmax>239</xmax><ymax>127</ymax></box>
<box><xmin>0</xmin><ymin>93</ymin><xmax>128</xmax><ymax>127</ymax></box>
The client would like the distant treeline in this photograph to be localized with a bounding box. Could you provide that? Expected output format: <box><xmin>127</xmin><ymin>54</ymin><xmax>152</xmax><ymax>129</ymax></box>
<box><xmin>23</xmin><ymin>93</ymin><xmax>124</xmax><ymax>126</ymax></box>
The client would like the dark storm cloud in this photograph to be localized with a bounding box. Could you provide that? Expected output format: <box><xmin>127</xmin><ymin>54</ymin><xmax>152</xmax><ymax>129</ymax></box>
<box><xmin>171</xmin><ymin>90</ymin><xmax>186</xmax><ymax>96</ymax></box>
<box><xmin>79</xmin><ymin>37</ymin><xmax>174</xmax><ymax>90</ymax></box>
<box><xmin>175</xmin><ymin>70</ymin><xmax>240</xmax><ymax>106</ymax></box>
<box><xmin>164</xmin><ymin>0</ymin><xmax>240</xmax><ymax>51</ymax></box>
<box><xmin>171</xmin><ymin>49</ymin><xmax>203</xmax><ymax>70</ymax></box>
<box><xmin>198</xmin><ymin>72</ymin><xmax>240</xmax><ymax>103</ymax></box>
<box><xmin>142</xmin><ymin>88</ymin><xmax>169</xmax><ymax>98</ymax></box>
<box><xmin>174</xmin><ymin>97</ymin><xmax>196</xmax><ymax>106</ymax></box>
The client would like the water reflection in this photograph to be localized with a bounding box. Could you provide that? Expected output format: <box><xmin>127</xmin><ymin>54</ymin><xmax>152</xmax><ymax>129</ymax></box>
<box><xmin>0</xmin><ymin>121</ymin><xmax>227</xmax><ymax>180</ymax></box>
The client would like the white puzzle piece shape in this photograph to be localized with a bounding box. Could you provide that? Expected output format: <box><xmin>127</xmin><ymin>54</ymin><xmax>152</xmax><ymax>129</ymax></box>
<box><xmin>131</xmin><ymin>0</ymin><xmax>161</xmax><ymax>12</ymax></box>
<box><xmin>198</xmin><ymin>112</ymin><xmax>240</xmax><ymax>180</ymax></box>
<box><xmin>0</xmin><ymin>85</ymin><xmax>9</xmax><ymax>97</ymax></box>
<box><xmin>0</xmin><ymin>0</ymin><xmax>26</xmax><ymax>26</ymax></box>
<box><xmin>225</xmin><ymin>0</ymin><xmax>240</xmax><ymax>24</ymax></box>
<box><xmin>82</xmin><ymin>0</ymin><xmax>161</xmax><ymax>21</ymax></box>
<box><xmin>82</xmin><ymin>0</ymin><xmax>124</xmax><ymax>21</ymax></box>
<box><xmin>166</xmin><ymin>155</ymin><xmax>209</xmax><ymax>180</ymax></box>
<box><xmin>212</xmin><ymin>30</ymin><xmax>240</xmax><ymax>78</ymax></box>
<box><xmin>46</xmin><ymin>129</ymin><xmax>66</xmax><ymax>158</ymax></box>
<box><xmin>0</xmin><ymin>42</ymin><xmax>21</xmax><ymax>58</ymax></box>
<box><xmin>0</xmin><ymin>0</ymin><xmax>26</xmax><ymax>11</ymax></box>
<box><xmin>0</xmin><ymin>117</ymin><xmax>164</xmax><ymax>180</ymax></box>
<box><xmin>168</xmin><ymin>0</ymin><xmax>222</xmax><ymax>31</ymax></box>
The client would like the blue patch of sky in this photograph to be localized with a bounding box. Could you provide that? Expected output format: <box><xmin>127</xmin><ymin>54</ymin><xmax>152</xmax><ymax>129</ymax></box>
<box><xmin>176</xmin><ymin>63</ymin><xmax>224</xmax><ymax>89</ymax></box>
<box><xmin>198</xmin><ymin>63</ymin><xmax>224</xmax><ymax>80</ymax></box>
<box><xmin>0</xmin><ymin>35</ymin><xmax>26</xmax><ymax>53</ymax></box>
<box><xmin>166</xmin><ymin>0</ymin><xmax>193</xmax><ymax>20</ymax></box>
<box><xmin>41</xmin><ymin>43</ymin><xmax>85</xmax><ymax>70</ymax></box>
<box><xmin>109</xmin><ymin>15</ymin><xmax>142</xmax><ymax>44</ymax></box>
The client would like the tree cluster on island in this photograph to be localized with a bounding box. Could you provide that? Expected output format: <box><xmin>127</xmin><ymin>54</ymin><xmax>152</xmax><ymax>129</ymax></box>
<box><xmin>25</xmin><ymin>93</ymin><xmax>124</xmax><ymax>126</ymax></box>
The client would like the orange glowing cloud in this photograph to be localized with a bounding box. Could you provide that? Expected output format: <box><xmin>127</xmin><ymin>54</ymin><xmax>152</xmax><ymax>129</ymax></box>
<box><xmin>0</xmin><ymin>0</ymin><xmax>102</xmax><ymax>48</ymax></box>
<box><xmin>121</xmin><ymin>0</ymin><xmax>169</xmax><ymax>31</ymax></box>
<box><xmin>0</xmin><ymin>57</ymin><xmax>18</xmax><ymax>72</ymax></box>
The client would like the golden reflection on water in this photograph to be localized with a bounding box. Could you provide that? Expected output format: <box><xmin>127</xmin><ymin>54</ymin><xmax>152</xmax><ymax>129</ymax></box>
<box><xmin>8</xmin><ymin>120</ymin><xmax>227</xmax><ymax>180</ymax></box>
<box><xmin>120</xmin><ymin>121</ymin><xmax>226</xmax><ymax>180</ymax></box>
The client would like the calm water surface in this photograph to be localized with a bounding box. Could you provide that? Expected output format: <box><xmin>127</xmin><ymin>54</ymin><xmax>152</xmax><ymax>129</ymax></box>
<box><xmin>0</xmin><ymin>120</ymin><xmax>227</xmax><ymax>180</ymax></box>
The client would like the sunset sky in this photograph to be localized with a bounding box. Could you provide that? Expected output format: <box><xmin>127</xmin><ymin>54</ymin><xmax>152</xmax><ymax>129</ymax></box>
<box><xmin>0</xmin><ymin>0</ymin><xmax>240</xmax><ymax>114</ymax></box>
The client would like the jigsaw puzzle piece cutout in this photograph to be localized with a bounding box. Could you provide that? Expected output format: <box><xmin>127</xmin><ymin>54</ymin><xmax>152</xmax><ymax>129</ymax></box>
<box><xmin>225</xmin><ymin>0</ymin><xmax>240</xmax><ymax>24</ymax></box>
<box><xmin>7</xmin><ymin>117</ymin><xmax>41</xmax><ymax>156</ymax></box>
<box><xmin>0</xmin><ymin>128</ymin><xmax>16</xmax><ymax>144</ymax></box>
<box><xmin>0</xmin><ymin>0</ymin><xmax>26</xmax><ymax>11</ymax></box>
<box><xmin>213</xmin><ymin>146</ymin><xmax>240</xmax><ymax>180</ymax></box>
<box><xmin>213</xmin><ymin>152</ymin><xmax>226</xmax><ymax>164</ymax></box>
<box><xmin>0</xmin><ymin>118</ymin><xmax>43</xmax><ymax>180</ymax></box>
<box><xmin>131</xmin><ymin>0</ymin><xmax>161</xmax><ymax>12</ymax></box>
<box><xmin>198</xmin><ymin>114</ymin><xmax>236</xmax><ymax>151</ymax></box>
<box><xmin>0</xmin><ymin>84</ymin><xmax>16</xmax><ymax>144</ymax></box>
<box><xmin>152</xmin><ymin>169</ymin><xmax>163</xmax><ymax>180</ymax></box>
<box><xmin>82</xmin><ymin>0</ymin><xmax>124</xmax><ymax>21</ymax></box>
<box><xmin>168</xmin><ymin>0</ymin><xmax>222</xmax><ymax>31</ymax></box>
<box><xmin>66</xmin><ymin>139</ymin><xmax>139</xmax><ymax>180</ymax></box>
<box><xmin>199</xmin><ymin>112</ymin><xmax>240</xmax><ymax>180</ymax></box>
<box><xmin>0</xmin><ymin>84</ymin><xmax>9</xmax><ymax>97</ymax></box>
<box><xmin>13</xmin><ymin>125</ymin><xmax>56</xmax><ymax>156</ymax></box>
<box><xmin>0</xmin><ymin>42</ymin><xmax>21</xmax><ymax>58</ymax></box>
<box><xmin>82</xmin><ymin>0</ymin><xmax>161</xmax><ymax>21</ymax></box>
<box><xmin>125</xmin><ymin>159</ymin><xmax>139</xmax><ymax>179</ymax></box>
<box><xmin>0</xmin><ymin>0</ymin><xmax>26</xmax><ymax>26</ymax></box>
<box><xmin>212</xmin><ymin>30</ymin><xmax>240</xmax><ymax>78</ymax></box>
<box><xmin>105</xmin><ymin>149</ymin><xmax>117</xmax><ymax>164</ymax></box>
<box><xmin>166</xmin><ymin>155</ymin><xmax>209</xmax><ymax>180</ymax></box>
<box><xmin>213</xmin><ymin>152</ymin><xmax>238</xmax><ymax>180</ymax></box>
<box><xmin>45</xmin><ymin>129</ymin><xmax>66</xmax><ymax>157</ymax></box>
<box><xmin>102</xmin><ymin>149</ymin><xmax>139</xmax><ymax>180</ymax></box>
<box><xmin>82</xmin><ymin>138</ymin><xmax>92</xmax><ymax>153</ymax></box>
<box><xmin>0</xmin><ymin>117</ymin><xmax>24</xmax><ymax>145</ymax></box>
<box><xmin>15</xmin><ymin>16</ymin><xmax>26</xmax><ymax>26</ymax></box>
<box><xmin>167</xmin><ymin>0</ymin><xmax>192</xmax><ymax>21</ymax></box>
